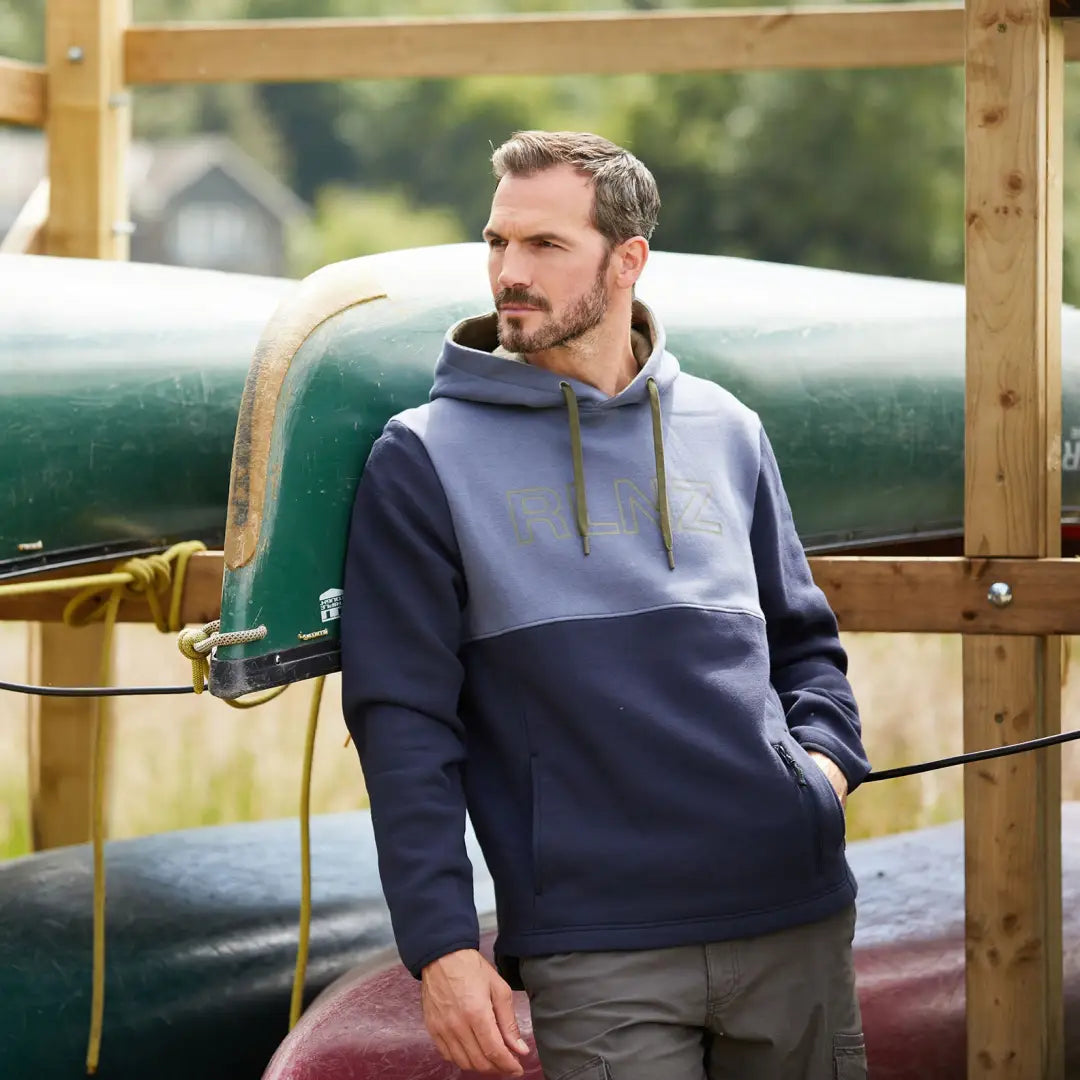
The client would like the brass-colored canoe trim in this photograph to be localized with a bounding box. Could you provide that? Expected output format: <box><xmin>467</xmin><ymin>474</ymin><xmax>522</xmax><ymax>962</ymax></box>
<box><xmin>224</xmin><ymin>260</ymin><xmax>388</xmax><ymax>571</ymax></box>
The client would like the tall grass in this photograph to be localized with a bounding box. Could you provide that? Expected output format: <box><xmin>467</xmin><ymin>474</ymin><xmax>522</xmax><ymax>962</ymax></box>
<box><xmin>2</xmin><ymin>621</ymin><xmax>1078</xmax><ymax>859</ymax></box>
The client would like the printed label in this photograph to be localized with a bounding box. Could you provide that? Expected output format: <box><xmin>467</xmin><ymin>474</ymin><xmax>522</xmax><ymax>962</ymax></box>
<box><xmin>319</xmin><ymin>588</ymin><xmax>344</xmax><ymax>623</ymax></box>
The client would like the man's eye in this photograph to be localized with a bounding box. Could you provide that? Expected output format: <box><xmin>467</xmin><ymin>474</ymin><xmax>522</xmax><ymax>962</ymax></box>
<box><xmin>538</xmin><ymin>241</ymin><xmax>556</xmax><ymax>249</ymax></box>
<box><xmin>487</xmin><ymin>238</ymin><xmax>506</xmax><ymax>249</ymax></box>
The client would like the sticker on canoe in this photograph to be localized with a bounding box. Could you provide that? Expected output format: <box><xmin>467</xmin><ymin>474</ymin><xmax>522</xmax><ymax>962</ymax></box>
<box><xmin>319</xmin><ymin>588</ymin><xmax>344</xmax><ymax>623</ymax></box>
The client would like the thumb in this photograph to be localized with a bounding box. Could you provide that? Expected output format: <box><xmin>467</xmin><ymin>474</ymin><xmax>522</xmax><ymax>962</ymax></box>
<box><xmin>491</xmin><ymin>982</ymin><xmax>529</xmax><ymax>1056</ymax></box>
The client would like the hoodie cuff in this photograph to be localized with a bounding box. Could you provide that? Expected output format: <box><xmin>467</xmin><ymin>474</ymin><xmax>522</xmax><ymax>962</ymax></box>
<box><xmin>793</xmin><ymin>731</ymin><xmax>871</xmax><ymax>794</ymax></box>
<box><xmin>406</xmin><ymin>938</ymin><xmax>482</xmax><ymax>981</ymax></box>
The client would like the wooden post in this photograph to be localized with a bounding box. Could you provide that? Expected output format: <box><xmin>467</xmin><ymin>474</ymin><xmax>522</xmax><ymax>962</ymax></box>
<box><xmin>963</xmin><ymin>0</ymin><xmax>1063</xmax><ymax>1072</ymax></box>
<box><xmin>30</xmin><ymin>0</ymin><xmax>130</xmax><ymax>850</ymax></box>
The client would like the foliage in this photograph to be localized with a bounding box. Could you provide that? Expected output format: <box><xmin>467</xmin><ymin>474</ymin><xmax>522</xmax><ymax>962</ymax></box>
<box><xmin>4</xmin><ymin>0</ymin><xmax>1080</xmax><ymax>299</ymax></box>
<box><xmin>287</xmin><ymin>185</ymin><xmax>466</xmax><ymax>277</ymax></box>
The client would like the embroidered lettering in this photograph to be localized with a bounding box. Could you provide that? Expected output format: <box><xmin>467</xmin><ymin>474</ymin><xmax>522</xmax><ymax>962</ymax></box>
<box><xmin>672</xmin><ymin>480</ymin><xmax>724</xmax><ymax>534</ymax></box>
<box><xmin>615</xmin><ymin>478</ymin><xmax>660</xmax><ymax>535</ymax></box>
<box><xmin>506</xmin><ymin>488</ymin><xmax>571</xmax><ymax>543</ymax></box>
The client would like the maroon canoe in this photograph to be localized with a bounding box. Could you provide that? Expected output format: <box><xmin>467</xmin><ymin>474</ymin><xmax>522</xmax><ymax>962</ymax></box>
<box><xmin>264</xmin><ymin>805</ymin><xmax>1080</xmax><ymax>1079</ymax></box>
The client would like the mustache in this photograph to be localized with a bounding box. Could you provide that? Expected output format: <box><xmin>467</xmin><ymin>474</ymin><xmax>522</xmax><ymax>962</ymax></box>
<box><xmin>495</xmin><ymin>288</ymin><xmax>550</xmax><ymax>312</ymax></box>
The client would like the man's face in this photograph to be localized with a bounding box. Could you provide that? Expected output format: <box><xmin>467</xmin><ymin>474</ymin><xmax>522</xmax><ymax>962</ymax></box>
<box><xmin>483</xmin><ymin>165</ymin><xmax>614</xmax><ymax>354</ymax></box>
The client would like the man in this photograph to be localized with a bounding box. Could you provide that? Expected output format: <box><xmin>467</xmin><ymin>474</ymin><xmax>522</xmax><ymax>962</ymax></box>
<box><xmin>341</xmin><ymin>130</ymin><xmax>870</xmax><ymax>1080</ymax></box>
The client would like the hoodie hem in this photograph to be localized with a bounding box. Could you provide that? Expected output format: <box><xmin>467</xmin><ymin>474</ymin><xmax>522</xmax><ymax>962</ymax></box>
<box><xmin>496</xmin><ymin>876</ymin><xmax>856</xmax><ymax>958</ymax></box>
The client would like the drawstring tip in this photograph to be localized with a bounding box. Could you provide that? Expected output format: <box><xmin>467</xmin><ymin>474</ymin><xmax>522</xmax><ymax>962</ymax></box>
<box><xmin>582</xmin><ymin>536</ymin><xmax>591</xmax><ymax>557</ymax></box>
<box><xmin>667</xmin><ymin>548</ymin><xmax>675</xmax><ymax>570</ymax></box>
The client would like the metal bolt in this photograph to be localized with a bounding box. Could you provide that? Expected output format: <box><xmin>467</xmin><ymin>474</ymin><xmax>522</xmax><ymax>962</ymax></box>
<box><xmin>66</xmin><ymin>45</ymin><xmax>84</xmax><ymax>62</ymax></box>
<box><xmin>988</xmin><ymin>581</ymin><xmax>1013</xmax><ymax>608</ymax></box>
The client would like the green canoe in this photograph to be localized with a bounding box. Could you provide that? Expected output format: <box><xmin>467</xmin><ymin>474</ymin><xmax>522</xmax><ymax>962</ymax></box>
<box><xmin>0</xmin><ymin>253</ymin><xmax>291</xmax><ymax>579</ymax></box>
<box><xmin>209</xmin><ymin>244</ymin><xmax>1080</xmax><ymax>696</ymax></box>
<box><xmin>2</xmin><ymin>247</ymin><xmax>1078</xmax><ymax>694</ymax></box>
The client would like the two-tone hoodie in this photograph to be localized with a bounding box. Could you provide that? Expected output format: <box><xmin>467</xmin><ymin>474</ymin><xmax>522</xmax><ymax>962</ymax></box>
<box><xmin>341</xmin><ymin>301</ymin><xmax>871</xmax><ymax>983</ymax></box>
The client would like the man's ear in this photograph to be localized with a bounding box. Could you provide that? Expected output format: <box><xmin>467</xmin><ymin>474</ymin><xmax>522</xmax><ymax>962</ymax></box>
<box><xmin>614</xmin><ymin>237</ymin><xmax>649</xmax><ymax>290</ymax></box>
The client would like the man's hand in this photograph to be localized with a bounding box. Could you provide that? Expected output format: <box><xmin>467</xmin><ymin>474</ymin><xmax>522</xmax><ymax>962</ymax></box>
<box><xmin>807</xmin><ymin>751</ymin><xmax>848</xmax><ymax>808</ymax></box>
<box><xmin>421</xmin><ymin>948</ymin><xmax>530</xmax><ymax>1076</ymax></box>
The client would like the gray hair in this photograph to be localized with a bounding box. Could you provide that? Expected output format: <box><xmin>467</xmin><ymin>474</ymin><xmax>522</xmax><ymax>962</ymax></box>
<box><xmin>491</xmin><ymin>130</ymin><xmax>660</xmax><ymax>245</ymax></box>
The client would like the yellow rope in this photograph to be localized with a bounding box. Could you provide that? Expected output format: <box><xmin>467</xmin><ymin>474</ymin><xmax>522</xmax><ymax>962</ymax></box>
<box><xmin>85</xmin><ymin>584</ymin><xmax>122</xmax><ymax>1075</ymax></box>
<box><xmin>290</xmin><ymin>675</ymin><xmax>325</xmax><ymax>1029</ymax></box>
<box><xmin>0</xmin><ymin>542</ymin><xmax>306</xmax><ymax>1066</ymax></box>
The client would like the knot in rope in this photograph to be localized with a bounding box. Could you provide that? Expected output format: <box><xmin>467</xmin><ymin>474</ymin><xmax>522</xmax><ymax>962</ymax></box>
<box><xmin>176</xmin><ymin>619</ymin><xmax>269</xmax><ymax>696</ymax></box>
<box><xmin>62</xmin><ymin>541</ymin><xmax>208</xmax><ymax>633</ymax></box>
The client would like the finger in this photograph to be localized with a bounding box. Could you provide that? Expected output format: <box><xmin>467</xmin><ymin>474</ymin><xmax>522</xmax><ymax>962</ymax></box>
<box><xmin>429</xmin><ymin>1032</ymin><xmax>453</xmax><ymax>1064</ymax></box>
<box><xmin>468</xmin><ymin>1007</ymin><xmax>525</xmax><ymax>1074</ymax></box>
<box><xmin>491</xmin><ymin>984</ymin><xmax>530</xmax><ymax>1057</ymax></box>
<box><xmin>447</xmin><ymin>1013</ymin><xmax>502</xmax><ymax>1073</ymax></box>
<box><xmin>444</xmin><ymin>1030</ymin><xmax>485</xmax><ymax>1073</ymax></box>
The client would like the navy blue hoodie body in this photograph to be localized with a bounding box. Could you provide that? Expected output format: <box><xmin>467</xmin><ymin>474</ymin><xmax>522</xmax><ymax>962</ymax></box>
<box><xmin>341</xmin><ymin>303</ymin><xmax>870</xmax><ymax>982</ymax></box>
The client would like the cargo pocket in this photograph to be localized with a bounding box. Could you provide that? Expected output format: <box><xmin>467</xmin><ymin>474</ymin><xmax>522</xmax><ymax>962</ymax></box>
<box><xmin>832</xmin><ymin>1031</ymin><xmax>867</xmax><ymax>1079</ymax></box>
<box><xmin>554</xmin><ymin>1058</ymin><xmax>613</xmax><ymax>1080</ymax></box>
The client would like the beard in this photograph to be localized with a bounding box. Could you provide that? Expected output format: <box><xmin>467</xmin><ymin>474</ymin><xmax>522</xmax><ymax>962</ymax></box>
<box><xmin>496</xmin><ymin>252</ymin><xmax>611</xmax><ymax>355</ymax></box>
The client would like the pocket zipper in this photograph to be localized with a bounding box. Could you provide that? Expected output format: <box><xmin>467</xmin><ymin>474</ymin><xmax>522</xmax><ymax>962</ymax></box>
<box><xmin>774</xmin><ymin>741</ymin><xmax>807</xmax><ymax>787</ymax></box>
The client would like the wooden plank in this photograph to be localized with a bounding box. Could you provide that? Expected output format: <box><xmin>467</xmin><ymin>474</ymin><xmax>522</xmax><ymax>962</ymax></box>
<box><xmin>5</xmin><ymin>552</ymin><xmax>1080</xmax><ymax>634</ymax></box>
<box><xmin>963</xmin><ymin>0</ymin><xmax>1063</xmax><ymax>1069</ymax></box>
<box><xmin>30</xmin><ymin>0</ymin><xmax>131</xmax><ymax>853</ymax></box>
<box><xmin>123</xmin><ymin>5</ymin><xmax>968</xmax><ymax>84</ymax></box>
<box><xmin>1042</xmin><ymin>24</ymin><xmax>1065</xmax><ymax>1080</ymax></box>
<box><xmin>46</xmin><ymin>0</ymin><xmax>131</xmax><ymax>260</ymax></box>
<box><xmin>0</xmin><ymin>58</ymin><xmax>47</xmax><ymax>127</ymax></box>
<box><xmin>26</xmin><ymin>621</ymin><xmax>108</xmax><ymax>848</ymax></box>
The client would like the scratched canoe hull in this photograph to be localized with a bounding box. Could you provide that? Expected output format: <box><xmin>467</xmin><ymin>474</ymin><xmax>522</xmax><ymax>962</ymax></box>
<box><xmin>210</xmin><ymin>243</ymin><xmax>1080</xmax><ymax>696</ymax></box>
<box><xmin>0</xmin><ymin>254</ymin><xmax>291</xmax><ymax>579</ymax></box>
<box><xmin>0</xmin><ymin>811</ymin><xmax>495</xmax><ymax>1079</ymax></box>
<box><xmin>4</xmin><ymin>246</ymin><xmax>1080</xmax><ymax>587</ymax></box>
<box><xmin>262</xmin><ymin>802</ymin><xmax>1080</xmax><ymax>1080</ymax></box>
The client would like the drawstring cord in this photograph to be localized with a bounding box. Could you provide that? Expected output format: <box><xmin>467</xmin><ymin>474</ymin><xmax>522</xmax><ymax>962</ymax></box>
<box><xmin>560</xmin><ymin>382</ymin><xmax>591</xmax><ymax>557</ymax></box>
<box><xmin>558</xmin><ymin>377</ymin><xmax>676</xmax><ymax>569</ymax></box>
<box><xmin>647</xmin><ymin>377</ymin><xmax>676</xmax><ymax>570</ymax></box>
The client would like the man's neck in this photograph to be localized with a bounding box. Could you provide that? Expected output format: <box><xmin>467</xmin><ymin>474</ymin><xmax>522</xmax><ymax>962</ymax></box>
<box><xmin>524</xmin><ymin>316</ymin><xmax>639</xmax><ymax>398</ymax></box>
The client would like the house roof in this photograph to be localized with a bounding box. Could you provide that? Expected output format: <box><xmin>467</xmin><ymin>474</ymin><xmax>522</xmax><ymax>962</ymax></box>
<box><xmin>0</xmin><ymin>129</ymin><xmax>308</xmax><ymax>227</ymax></box>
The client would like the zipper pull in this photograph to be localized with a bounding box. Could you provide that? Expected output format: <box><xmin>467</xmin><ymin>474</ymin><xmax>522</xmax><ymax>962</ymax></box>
<box><xmin>775</xmin><ymin>742</ymin><xmax>807</xmax><ymax>786</ymax></box>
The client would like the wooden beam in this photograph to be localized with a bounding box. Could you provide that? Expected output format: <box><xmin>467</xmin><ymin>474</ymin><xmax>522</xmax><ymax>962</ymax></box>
<box><xmin>4</xmin><ymin>552</ymin><xmax>1080</xmax><ymax>634</ymax></box>
<box><xmin>0</xmin><ymin>58</ymin><xmax>46</xmax><ymax>127</ymax></box>
<box><xmin>963</xmin><ymin>0</ymin><xmax>1063</xmax><ymax>1070</ymax></box>
<box><xmin>26</xmin><ymin>622</ymin><xmax>105</xmax><ymax>849</ymax></box>
<box><xmin>30</xmin><ymin>0</ymin><xmax>131</xmax><ymax>852</ymax></box>
<box><xmin>0</xmin><ymin>551</ymin><xmax>223</xmax><ymax>626</ymax></box>
<box><xmin>123</xmin><ymin>5</ymin><xmax>969</xmax><ymax>84</ymax></box>
<box><xmin>46</xmin><ymin>0</ymin><xmax>131</xmax><ymax>260</ymax></box>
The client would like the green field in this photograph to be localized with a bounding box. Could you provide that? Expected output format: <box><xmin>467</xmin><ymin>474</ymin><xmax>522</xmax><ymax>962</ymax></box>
<box><xmin>2</xmin><ymin>621</ymin><xmax>1077</xmax><ymax>860</ymax></box>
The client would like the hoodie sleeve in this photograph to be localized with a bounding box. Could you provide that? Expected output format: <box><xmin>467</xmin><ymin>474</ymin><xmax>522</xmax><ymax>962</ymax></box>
<box><xmin>340</xmin><ymin>419</ymin><xmax>478</xmax><ymax>977</ymax></box>
<box><xmin>749</xmin><ymin>426</ymin><xmax>871</xmax><ymax>791</ymax></box>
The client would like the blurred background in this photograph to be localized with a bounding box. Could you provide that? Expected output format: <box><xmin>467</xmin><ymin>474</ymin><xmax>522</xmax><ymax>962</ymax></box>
<box><xmin>2</xmin><ymin>0</ymin><xmax>1079</xmax><ymax>859</ymax></box>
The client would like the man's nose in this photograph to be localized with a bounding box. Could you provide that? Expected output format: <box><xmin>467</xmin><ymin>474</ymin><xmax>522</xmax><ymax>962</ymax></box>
<box><xmin>496</xmin><ymin>244</ymin><xmax>531</xmax><ymax>289</ymax></box>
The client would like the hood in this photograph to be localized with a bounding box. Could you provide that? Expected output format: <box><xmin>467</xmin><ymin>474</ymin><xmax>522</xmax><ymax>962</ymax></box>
<box><xmin>431</xmin><ymin>300</ymin><xmax>679</xmax><ymax>409</ymax></box>
<box><xmin>428</xmin><ymin>299</ymin><xmax>681</xmax><ymax>571</ymax></box>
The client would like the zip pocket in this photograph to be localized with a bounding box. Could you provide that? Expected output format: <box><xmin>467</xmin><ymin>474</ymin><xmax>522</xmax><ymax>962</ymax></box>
<box><xmin>530</xmin><ymin>754</ymin><xmax>544</xmax><ymax>896</ymax></box>
<box><xmin>773</xmin><ymin>741</ymin><xmax>823</xmax><ymax>871</ymax></box>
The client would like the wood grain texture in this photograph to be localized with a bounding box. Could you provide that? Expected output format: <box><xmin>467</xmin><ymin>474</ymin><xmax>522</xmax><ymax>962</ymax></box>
<box><xmin>32</xmin><ymin>0</ymin><xmax>131</xmax><ymax>852</ymax></box>
<box><xmin>0</xmin><ymin>58</ymin><xmax>46</xmax><ymax>127</ymax></box>
<box><xmin>26</xmin><ymin>621</ymin><xmax>109</xmax><ymax>850</ymax></box>
<box><xmin>123</xmin><ymin>5</ymin><xmax>968</xmax><ymax>85</ymax></box>
<box><xmin>963</xmin><ymin>0</ymin><xmax>1063</xmax><ymax>1072</ymax></box>
<box><xmin>5</xmin><ymin>553</ymin><xmax>1080</xmax><ymax>634</ymax></box>
<box><xmin>45</xmin><ymin>0</ymin><xmax>130</xmax><ymax>260</ymax></box>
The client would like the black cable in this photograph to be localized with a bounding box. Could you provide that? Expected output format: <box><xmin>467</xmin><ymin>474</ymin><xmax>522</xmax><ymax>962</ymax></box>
<box><xmin>0</xmin><ymin>679</ymin><xmax>201</xmax><ymax>697</ymax></box>
<box><xmin>863</xmin><ymin>726</ymin><xmax>1080</xmax><ymax>781</ymax></box>
<box><xmin>2</xmin><ymin>678</ymin><xmax>1078</xmax><ymax>781</ymax></box>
